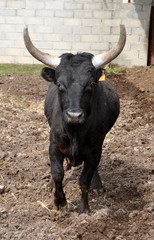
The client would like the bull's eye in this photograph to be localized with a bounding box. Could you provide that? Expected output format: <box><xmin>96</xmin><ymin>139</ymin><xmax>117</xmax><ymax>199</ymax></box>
<box><xmin>56</xmin><ymin>81</ymin><xmax>67</xmax><ymax>92</ymax></box>
<box><xmin>84</xmin><ymin>82</ymin><xmax>96</xmax><ymax>94</ymax></box>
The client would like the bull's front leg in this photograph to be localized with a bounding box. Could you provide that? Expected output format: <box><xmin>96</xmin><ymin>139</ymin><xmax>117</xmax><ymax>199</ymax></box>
<box><xmin>79</xmin><ymin>154</ymin><xmax>101</xmax><ymax>213</ymax></box>
<box><xmin>49</xmin><ymin>143</ymin><xmax>67</xmax><ymax>210</ymax></box>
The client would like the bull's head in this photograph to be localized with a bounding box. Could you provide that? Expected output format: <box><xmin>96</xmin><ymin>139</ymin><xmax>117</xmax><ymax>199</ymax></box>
<box><xmin>23</xmin><ymin>25</ymin><xmax>126</xmax><ymax>125</ymax></box>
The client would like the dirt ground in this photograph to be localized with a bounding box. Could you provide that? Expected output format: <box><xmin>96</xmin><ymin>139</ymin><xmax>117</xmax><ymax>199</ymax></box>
<box><xmin>0</xmin><ymin>66</ymin><xmax>154</xmax><ymax>240</ymax></box>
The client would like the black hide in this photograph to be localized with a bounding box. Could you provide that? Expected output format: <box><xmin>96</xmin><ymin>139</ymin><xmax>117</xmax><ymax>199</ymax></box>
<box><xmin>42</xmin><ymin>52</ymin><xmax>120</xmax><ymax>212</ymax></box>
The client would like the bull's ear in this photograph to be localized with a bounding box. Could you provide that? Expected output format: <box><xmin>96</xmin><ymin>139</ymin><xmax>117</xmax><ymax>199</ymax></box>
<box><xmin>96</xmin><ymin>68</ymin><xmax>102</xmax><ymax>82</ymax></box>
<box><xmin>41</xmin><ymin>67</ymin><xmax>55</xmax><ymax>82</ymax></box>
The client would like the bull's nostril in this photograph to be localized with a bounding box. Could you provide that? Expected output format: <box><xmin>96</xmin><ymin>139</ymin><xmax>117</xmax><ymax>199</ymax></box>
<box><xmin>67</xmin><ymin>111</ymin><xmax>83</xmax><ymax>119</ymax></box>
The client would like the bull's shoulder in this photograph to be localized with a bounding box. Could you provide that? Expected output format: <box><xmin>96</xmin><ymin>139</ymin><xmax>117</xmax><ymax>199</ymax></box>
<box><xmin>44</xmin><ymin>83</ymin><xmax>60</xmax><ymax>126</ymax></box>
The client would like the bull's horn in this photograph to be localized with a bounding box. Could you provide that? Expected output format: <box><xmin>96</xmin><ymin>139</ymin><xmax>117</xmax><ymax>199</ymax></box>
<box><xmin>23</xmin><ymin>26</ymin><xmax>61</xmax><ymax>68</ymax></box>
<box><xmin>92</xmin><ymin>24</ymin><xmax>126</xmax><ymax>68</ymax></box>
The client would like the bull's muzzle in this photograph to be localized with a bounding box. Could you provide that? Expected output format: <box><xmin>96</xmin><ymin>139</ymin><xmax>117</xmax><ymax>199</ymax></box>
<box><xmin>65</xmin><ymin>110</ymin><xmax>85</xmax><ymax>125</ymax></box>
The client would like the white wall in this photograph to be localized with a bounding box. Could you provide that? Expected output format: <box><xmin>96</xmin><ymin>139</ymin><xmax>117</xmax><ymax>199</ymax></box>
<box><xmin>0</xmin><ymin>0</ymin><xmax>152</xmax><ymax>66</ymax></box>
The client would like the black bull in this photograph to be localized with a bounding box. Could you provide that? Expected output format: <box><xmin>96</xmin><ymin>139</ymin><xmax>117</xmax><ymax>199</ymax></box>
<box><xmin>23</xmin><ymin>25</ymin><xmax>126</xmax><ymax>213</ymax></box>
<box><xmin>42</xmin><ymin>53</ymin><xmax>119</xmax><ymax>212</ymax></box>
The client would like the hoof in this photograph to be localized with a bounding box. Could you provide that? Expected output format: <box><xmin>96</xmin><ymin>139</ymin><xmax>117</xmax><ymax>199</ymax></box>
<box><xmin>59</xmin><ymin>204</ymin><xmax>68</xmax><ymax>212</ymax></box>
<box><xmin>79</xmin><ymin>202</ymin><xmax>90</xmax><ymax>214</ymax></box>
<box><xmin>92</xmin><ymin>187</ymin><xmax>105</xmax><ymax>195</ymax></box>
<box><xmin>55</xmin><ymin>198</ymin><xmax>67</xmax><ymax>211</ymax></box>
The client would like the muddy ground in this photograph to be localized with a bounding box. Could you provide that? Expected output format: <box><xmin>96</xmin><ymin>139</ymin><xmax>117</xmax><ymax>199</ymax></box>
<box><xmin>0</xmin><ymin>66</ymin><xmax>154</xmax><ymax>240</ymax></box>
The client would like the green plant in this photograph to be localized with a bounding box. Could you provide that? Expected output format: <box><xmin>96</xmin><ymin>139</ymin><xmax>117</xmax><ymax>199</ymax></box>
<box><xmin>106</xmin><ymin>67</ymin><xmax>126</xmax><ymax>73</ymax></box>
<box><xmin>0</xmin><ymin>64</ymin><xmax>43</xmax><ymax>76</ymax></box>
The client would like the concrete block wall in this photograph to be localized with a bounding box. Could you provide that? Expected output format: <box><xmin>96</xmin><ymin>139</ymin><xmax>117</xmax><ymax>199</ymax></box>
<box><xmin>0</xmin><ymin>0</ymin><xmax>152</xmax><ymax>66</ymax></box>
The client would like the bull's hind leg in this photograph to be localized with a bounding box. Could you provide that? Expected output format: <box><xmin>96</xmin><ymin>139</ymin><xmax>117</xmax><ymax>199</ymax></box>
<box><xmin>91</xmin><ymin>168</ymin><xmax>103</xmax><ymax>191</ymax></box>
<box><xmin>49</xmin><ymin>144</ymin><xmax>67</xmax><ymax>210</ymax></box>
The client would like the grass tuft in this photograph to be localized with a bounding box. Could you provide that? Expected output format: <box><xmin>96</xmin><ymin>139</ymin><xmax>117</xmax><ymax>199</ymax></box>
<box><xmin>106</xmin><ymin>67</ymin><xmax>126</xmax><ymax>73</ymax></box>
<box><xmin>0</xmin><ymin>64</ymin><xmax>43</xmax><ymax>76</ymax></box>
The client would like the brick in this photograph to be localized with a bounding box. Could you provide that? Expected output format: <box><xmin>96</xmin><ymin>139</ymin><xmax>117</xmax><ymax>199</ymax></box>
<box><xmin>81</xmin><ymin>35</ymin><xmax>100</xmax><ymax>43</ymax></box>
<box><xmin>64</xmin><ymin>3</ymin><xmax>83</xmax><ymax>10</ymax></box>
<box><xmin>53</xmin><ymin>42</ymin><xmax>71</xmax><ymax>50</ymax></box>
<box><xmin>58</xmin><ymin>49</ymin><xmax>71</xmax><ymax>55</ymax></box>
<box><xmin>131</xmin><ymin>27</ymin><xmax>147</xmax><ymax>35</ymax></box>
<box><xmin>34</xmin><ymin>25</ymin><xmax>52</xmax><ymax>34</ymax></box>
<box><xmin>0</xmin><ymin>0</ymin><xmax>152</xmax><ymax>67</ymax></box>
<box><xmin>0</xmin><ymin>9</ymin><xmax>16</xmax><ymax>16</ymax></box>
<box><xmin>100</xmin><ymin>35</ymin><xmax>120</xmax><ymax>43</ymax></box>
<box><xmin>101</xmin><ymin>3</ymin><xmax>120</xmax><ymax>10</ymax></box>
<box><xmin>54</xmin><ymin>10</ymin><xmax>74</xmax><ymax>18</ymax></box>
<box><xmin>91</xmin><ymin>42</ymin><xmax>109</xmax><ymax>51</ymax></box>
<box><xmin>124</xmin><ymin>50</ymin><xmax>139</xmax><ymax>59</ymax></box>
<box><xmin>82</xmin><ymin>19</ymin><xmax>101</xmax><ymax>27</ymax></box>
<box><xmin>111</xmin><ymin>26</ymin><xmax>132</xmax><ymax>35</ymax></box>
<box><xmin>131</xmin><ymin>0</ymin><xmax>152</xmax><ymax>4</ymax></box>
<box><xmin>35</xmin><ymin>10</ymin><xmax>54</xmax><ymax>17</ymax></box>
<box><xmin>112</xmin><ymin>58</ymin><xmax>132</xmax><ymax>67</ymax></box>
<box><xmin>139</xmin><ymin>36</ymin><xmax>147</xmax><ymax>43</ymax></box>
<box><xmin>53</xmin><ymin>25</ymin><xmax>72</xmax><ymax>34</ymax></box>
<box><xmin>113</xmin><ymin>0</ymin><xmax>122</xmax><ymax>2</ymax></box>
<box><xmin>6</xmin><ymin>0</ymin><xmax>25</xmax><ymax>9</ymax></box>
<box><xmin>44</xmin><ymin>17</ymin><xmax>64</xmax><ymax>25</ymax></box>
<box><xmin>14</xmin><ymin>56</ymin><xmax>35</xmax><ymax>64</ymax></box>
<box><xmin>26</xmin><ymin>1</ymin><xmax>45</xmax><ymax>9</ymax></box>
<box><xmin>93</xmin><ymin>11</ymin><xmax>112</xmax><ymax>19</ymax></box>
<box><xmin>104</xmin><ymin>19</ymin><xmax>122</xmax><ymax>27</ymax></box>
<box><xmin>84</xmin><ymin>3</ymin><xmax>103</xmax><ymax>10</ymax></box>
<box><xmin>17</xmin><ymin>9</ymin><xmax>35</xmax><ymax>17</ymax></box>
<box><xmin>15</xmin><ymin>24</ymin><xmax>30</xmax><ymax>33</ymax></box>
<box><xmin>0</xmin><ymin>32</ymin><xmax>5</xmax><ymax>39</ymax></box>
<box><xmin>139</xmin><ymin>50</ymin><xmax>147</xmax><ymax>59</ymax></box>
<box><xmin>123</xmin><ymin>42</ymin><xmax>131</xmax><ymax>51</ymax></box>
<box><xmin>92</xmin><ymin>26</ymin><xmax>110</xmax><ymax>35</ymax></box>
<box><xmin>73</xmin><ymin>42</ymin><xmax>91</xmax><ymax>51</ymax></box>
<box><xmin>33</xmin><ymin>41</ymin><xmax>53</xmax><ymax>50</ymax></box>
<box><xmin>122</xmin><ymin>3</ymin><xmax>142</xmax><ymax>11</ymax></box>
<box><xmin>6</xmin><ymin>16</ymin><xmax>25</xmax><ymax>24</ymax></box>
<box><xmin>132</xmin><ymin>58</ymin><xmax>147</xmax><ymax>66</ymax></box>
<box><xmin>131</xmin><ymin>43</ymin><xmax>148</xmax><ymax>51</ymax></box>
<box><xmin>64</xmin><ymin>18</ymin><xmax>81</xmax><ymax>26</ymax></box>
<box><xmin>63</xmin><ymin>35</ymin><xmax>80</xmax><ymax>42</ymax></box>
<box><xmin>45</xmin><ymin>1</ymin><xmax>63</xmax><ymax>10</ymax></box>
<box><xmin>44</xmin><ymin>34</ymin><xmax>63</xmax><ymax>42</ymax></box>
<box><xmin>126</xmin><ymin>35</ymin><xmax>140</xmax><ymax>42</ymax></box>
<box><xmin>25</xmin><ymin>17</ymin><xmax>44</xmax><ymax>25</ymax></box>
<box><xmin>0</xmin><ymin>56</ymin><xmax>15</xmax><ymax>63</ymax></box>
<box><xmin>122</xmin><ymin>19</ymin><xmax>142</xmax><ymax>27</ymax></box>
<box><xmin>0</xmin><ymin>48</ymin><xmax>5</xmax><ymax>55</ymax></box>
<box><xmin>74</xmin><ymin>10</ymin><xmax>92</xmax><ymax>18</ymax></box>
<box><xmin>6</xmin><ymin>48</ymin><xmax>24</xmax><ymax>56</ymax></box>
<box><xmin>14</xmin><ymin>40</ymin><xmax>26</xmax><ymax>49</ymax></box>
<box><xmin>28</xmin><ymin>32</ymin><xmax>44</xmax><ymax>41</ymax></box>
<box><xmin>114</xmin><ymin>10</ymin><xmax>139</xmax><ymax>19</ymax></box>
<box><xmin>73</xmin><ymin>26</ymin><xmax>91</xmax><ymax>35</ymax></box>
<box><xmin>0</xmin><ymin>40</ymin><xmax>14</xmax><ymax>48</ymax></box>
<box><xmin>0</xmin><ymin>16</ymin><xmax>5</xmax><ymax>24</ymax></box>
<box><xmin>0</xmin><ymin>1</ymin><xmax>6</xmax><ymax>7</ymax></box>
<box><xmin>5</xmin><ymin>32</ymin><xmax>23</xmax><ymax>41</ymax></box>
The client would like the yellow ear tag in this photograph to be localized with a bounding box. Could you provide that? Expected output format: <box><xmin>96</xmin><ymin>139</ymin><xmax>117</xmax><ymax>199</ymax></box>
<box><xmin>99</xmin><ymin>70</ymin><xmax>105</xmax><ymax>81</ymax></box>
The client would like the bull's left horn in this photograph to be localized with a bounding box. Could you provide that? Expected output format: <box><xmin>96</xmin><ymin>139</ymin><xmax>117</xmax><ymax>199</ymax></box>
<box><xmin>23</xmin><ymin>26</ymin><xmax>61</xmax><ymax>68</ymax></box>
<box><xmin>92</xmin><ymin>24</ymin><xmax>126</xmax><ymax>68</ymax></box>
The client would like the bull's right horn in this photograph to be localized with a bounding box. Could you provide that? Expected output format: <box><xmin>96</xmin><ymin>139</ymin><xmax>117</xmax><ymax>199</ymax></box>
<box><xmin>23</xmin><ymin>26</ymin><xmax>61</xmax><ymax>69</ymax></box>
<box><xmin>92</xmin><ymin>25</ymin><xmax>126</xmax><ymax>68</ymax></box>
